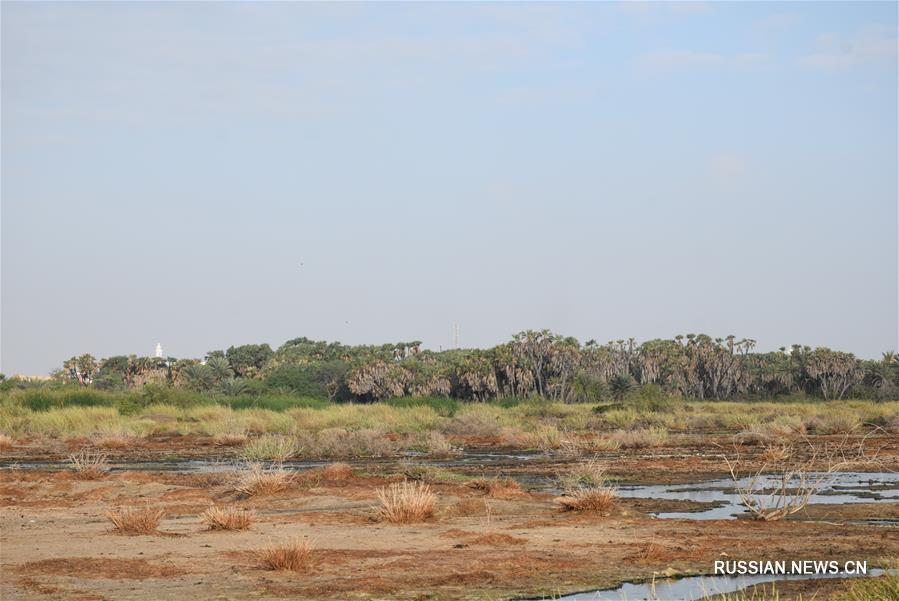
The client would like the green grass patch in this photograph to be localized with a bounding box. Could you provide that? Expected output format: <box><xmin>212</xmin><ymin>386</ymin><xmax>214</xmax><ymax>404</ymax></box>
<box><xmin>385</xmin><ymin>396</ymin><xmax>459</xmax><ymax>417</ymax></box>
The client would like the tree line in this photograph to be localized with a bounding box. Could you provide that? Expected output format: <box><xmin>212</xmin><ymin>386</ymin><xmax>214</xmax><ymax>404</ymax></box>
<box><xmin>52</xmin><ymin>331</ymin><xmax>898</xmax><ymax>402</ymax></box>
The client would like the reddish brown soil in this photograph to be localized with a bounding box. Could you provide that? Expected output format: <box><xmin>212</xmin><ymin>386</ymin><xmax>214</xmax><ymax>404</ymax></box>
<box><xmin>1</xmin><ymin>436</ymin><xmax>897</xmax><ymax>600</ymax></box>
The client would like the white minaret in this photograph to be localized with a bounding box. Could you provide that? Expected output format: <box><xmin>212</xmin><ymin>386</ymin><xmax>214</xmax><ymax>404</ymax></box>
<box><xmin>155</xmin><ymin>343</ymin><xmax>163</xmax><ymax>358</ymax></box>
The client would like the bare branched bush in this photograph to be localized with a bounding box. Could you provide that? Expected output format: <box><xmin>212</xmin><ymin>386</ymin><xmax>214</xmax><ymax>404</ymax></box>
<box><xmin>69</xmin><ymin>449</ymin><xmax>109</xmax><ymax>479</ymax></box>
<box><xmin>105</xmin><ymin>505</ymin><xmax>165</xmax><ymax>535</ymax></box>
<box><xmin>258</xmin><ymin>537</ymin><xmax>315</xmax><ymax>571</ymax></box>
<box><xmin>375</xmin><ymin>480</ymin><xmax>436</xmax><ymax>523</ymax></box>
<box><xmin>723</xmin><ymin>434</ymin><xmax>872</xmax><ymax>521</ymax></box>
<box><xmin>201</xmin><ymin>505</ymin><xmax>255</xmax><ymax>531</ymax></box>
<box><xmin>235</xmin><ymin>463</ymin><xmax>293</xmax><ymax>497</ymax></box>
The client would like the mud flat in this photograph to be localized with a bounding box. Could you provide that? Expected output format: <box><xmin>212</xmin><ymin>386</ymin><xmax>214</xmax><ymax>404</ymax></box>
<box><xmin>1</xmin><ymin>436</ymin><xmax>897</xmax><ymax>601</ymax></box>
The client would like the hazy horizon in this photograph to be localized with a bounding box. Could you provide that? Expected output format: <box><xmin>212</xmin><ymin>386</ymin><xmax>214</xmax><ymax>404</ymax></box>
<box><xmin>2</xmin><ymin>2</ymin><xmax>897</xmax><ymax>376</ymax></box>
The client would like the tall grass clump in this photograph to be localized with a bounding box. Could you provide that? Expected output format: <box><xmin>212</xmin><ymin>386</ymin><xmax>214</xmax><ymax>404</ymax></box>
<box><xmin>242</xmin><ymin>434</ymin><xmax>297</xmax><ymax>461</ymax></box>
<box><xmin>105</xmin><ymin>505</ymin><xmax>165</xmax><ymax>535</ymax></box>
<box><xmin>235</xmin><ymin>463</ymin><xmax>293</xmax><ymax>497</ymax></box>
<box><xmin>835</xmin><ymin>561</ymin><xmax>898</xmax><ymax>601</ymax></box>
<box><xmin>554</xmin><ymin>459</ymin><xmax>617</xmax><ymax>514</ymax></box>
<box><xmin>608</xmin><ymin>427</ymin><xmax>668</xmax><ymax>449</ymax></box>
<box><xmin>0</xmin><ymin>433</ymin><xmax>13</xmax><ymax>451</ymax></box>
<box><xmin>556</xmin><ymin>459</ymin><xmax>609</xmax><ymax>490</ymax></box>
<box><xmin>375</xmin><ymin>480</ymin><xmax>436</xmax><ymax>523</ymax></box>
<box><xmin>258</xmin><ymin>537</ymin><xmax>315</xmax><ymax>571</ymax></box>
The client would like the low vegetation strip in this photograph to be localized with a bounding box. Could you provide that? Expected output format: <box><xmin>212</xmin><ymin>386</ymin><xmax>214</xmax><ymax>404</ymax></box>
<box><xmin>1</xmin><ymin>385</ymin><xmax>895</xmax><ymax>441</ymax></box>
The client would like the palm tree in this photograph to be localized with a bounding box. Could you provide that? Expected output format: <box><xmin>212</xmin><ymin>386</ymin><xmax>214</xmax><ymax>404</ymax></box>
<box><xmin>181</xmin><ymin>364</ymin><xmax>215</xmax><ymax>392</ymax></box>
<box><xmin>609</xmin><ymin>373</ymin><xmax>634</xmax><ymax>401</ymax></box>
<box><xmin>206</xmin><ymin>356</ymin><xmax>234</xmax><ymax>382</ymax></box>
<box><xmin>219</xmin><ymin>378</ymin><xmax>249</xmax><ymax>396</ymax></box>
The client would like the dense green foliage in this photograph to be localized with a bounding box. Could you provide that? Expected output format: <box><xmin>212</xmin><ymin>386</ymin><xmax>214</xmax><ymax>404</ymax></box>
<box><xmin>22</xmin><ymin>331</ymin><xmax>898</xmax><ymax>405</ymax></box>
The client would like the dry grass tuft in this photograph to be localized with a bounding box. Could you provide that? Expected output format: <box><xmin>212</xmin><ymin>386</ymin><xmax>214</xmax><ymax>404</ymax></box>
<box><xmin>637</xmin><ymin>542</ymin><xmax>666</xmax><ymax>561</ymax></box>
<box><xmin>608</xmin><ymin>427</ymin><xmax>668</xmax><ymax>449</ymax></box>
<box><xmin>105</xmin><ymin>505</ymin><xmax>165</xmax><ymax>535</ymax></box>
<box><xmin>760</xmin><ymin>444</ymin><xmax>793</xmax><ymax>464</ymax></box>
<box><xmin>320</xmin><ymin>462</ymin><xmax>353</xmax><ymax>481</ymax></box>
<box><xmin>423</xmin><ymin>431</ymin><xmax>462</xmax><ymax>457</ymax></box>
<box><xmin>258</xmin><ymin>537</ymin><xmax>315</xmax><ymax>571</ymax></box>
<box><xmin>200</xmin><ymin>505</ymin><xmax>255</xmax><ymax>531</ymax></box>
<box><xmin>554</xmin><ymin>486</ymin><xmax>618</xmax><ymax>514</ymax></box>
<box><xmin>375</xmin><ymin>480</ymin><xmax>436</xmax><ymax>523</ymax></box>
<box><xmin>214</xmin><ymin>432</ymin><xmax>248</xmax><ymax>447</ymax></box>
<box><xmin>0</xmin><ymin>433</ymin><xmax>14</xmax><ymax>451</ymax></box>
<box><xmin>529</xmin><ymin>425</ymin><xmax>563</xmax><ymax>450</ymax></box>
<box><xmin>69</xmin><ymin>449</ymin><xmax>109</xmax><ymax>479</ymax></box>
<box><xmin>235</xmin><ymin>463</ymin><xmax>293</xmax><ymax>497</ymax></box>
<box><xmin>94</xmin><ymin>435</ymin><xmax>132</xmax><ymax>450</ymax></box>
<box><xmin>467</xmin><ymin>477</ymin><xmax>524</xmax><ymax>498</ymax></box>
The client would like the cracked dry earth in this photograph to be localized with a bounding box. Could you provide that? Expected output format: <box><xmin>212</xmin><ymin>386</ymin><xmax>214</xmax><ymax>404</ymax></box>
<box><xmin>1</xmin><ymin>440</ymin><xmax>897</xmax><ymax>600</ymax></box>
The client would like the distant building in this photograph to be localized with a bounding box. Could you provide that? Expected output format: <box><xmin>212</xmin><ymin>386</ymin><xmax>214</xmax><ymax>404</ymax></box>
<box><xmin>155</xmin><ymin>343</ymin><xmax>163</xmax><ymax>358</ymax></box>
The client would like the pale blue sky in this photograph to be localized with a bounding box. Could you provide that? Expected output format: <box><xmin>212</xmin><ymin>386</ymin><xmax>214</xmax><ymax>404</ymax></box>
<box><xmin>2</xmin><ymin>2</ymin><xmax>897</xmax><ymax>375</ymax></box>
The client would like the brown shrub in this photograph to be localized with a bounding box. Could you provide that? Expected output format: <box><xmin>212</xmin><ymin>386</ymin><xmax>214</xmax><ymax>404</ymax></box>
<box><xmin>467</xmin><ymin>477</ymin><xmax>524</xmax><ymax>498</ymax></box>
<box><xmin>258</xmin><ymin>537</ymin><xmax>315</xmax><ymax>571</ymax></box>
<box><xmin>554</xmin><ymin>486</ymin><xmax>617</xmax><ymax>514</ymax></box>
<box><xmin>200</xmin><ymin>505</ymin><xmax>255</xmax><ymax>531</ymax></box>
<box><xmin>0</xmin><ymin>433</ymin><xmax>14</xmax><ymax>451</ymax></box>
<box><xmin>105</xmin><ymin>506</ymin><xmax>165</xmax><ymax>535</ymax></box>
<box><xmin>320</xmin><ymin>462</ymin><xmax>353</xmax><ymax>481</ymax></box>
<box><xmin>375</xmin><ymin>480</ymin><xmax>436</xmax><ymax>523</ymax></box>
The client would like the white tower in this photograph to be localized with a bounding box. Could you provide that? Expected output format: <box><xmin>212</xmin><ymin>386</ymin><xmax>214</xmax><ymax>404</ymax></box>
<box><xmin>155</xmin><ymin>343</ymin><xmax>163</xmax><ymax>358</ymax></box>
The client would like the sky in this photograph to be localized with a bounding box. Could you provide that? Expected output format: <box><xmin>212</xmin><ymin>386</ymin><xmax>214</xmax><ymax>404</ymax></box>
<box><xmin>2</xmin><ymin>2</ymin><xmax>897</xmax><ymax>375</ymax></box>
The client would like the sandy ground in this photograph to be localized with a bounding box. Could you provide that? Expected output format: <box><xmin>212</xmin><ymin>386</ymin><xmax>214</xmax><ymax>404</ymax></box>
<box><xmin>1</xmin><ymin>435</ymin><xmax>897</xmax><ymax>600</ymax></box>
